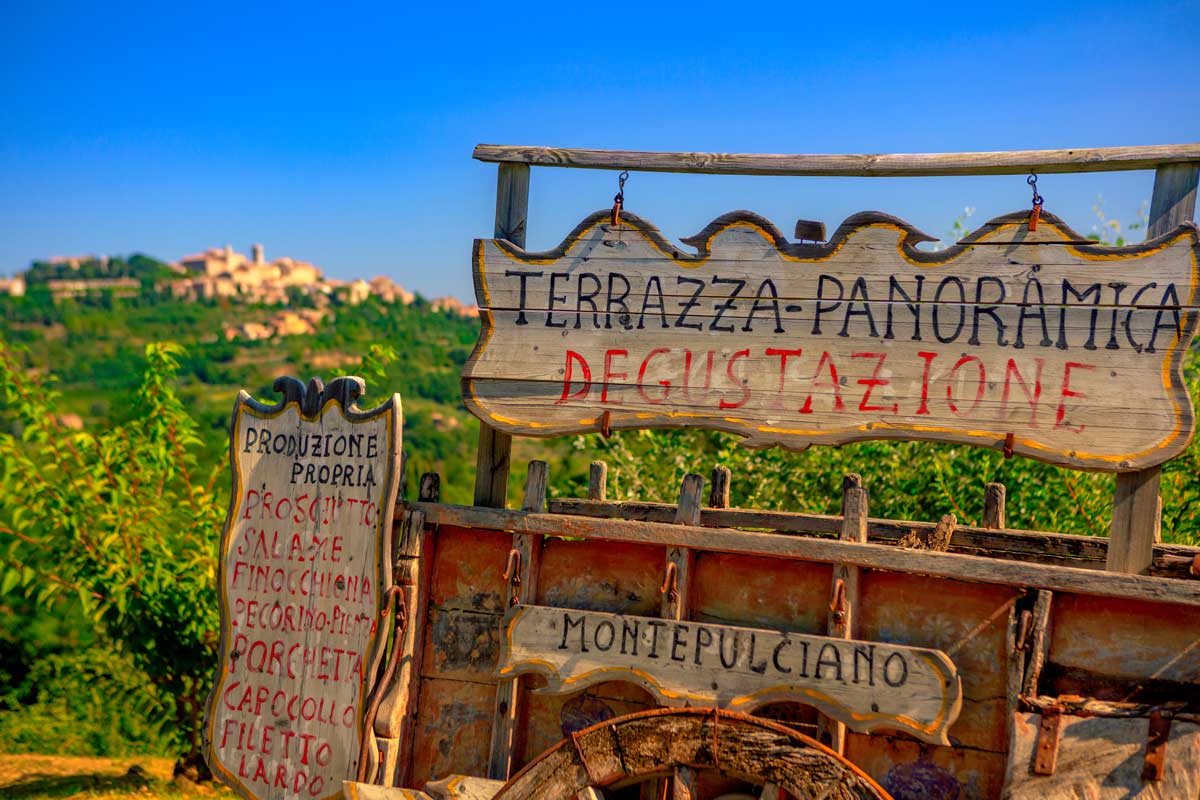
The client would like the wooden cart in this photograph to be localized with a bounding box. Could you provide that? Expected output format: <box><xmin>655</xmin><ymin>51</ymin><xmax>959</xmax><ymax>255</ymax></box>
<box><xmin>361</xmin><ymin>144</ymin><xmax>1200</xmax><ymax>799</ymax></box>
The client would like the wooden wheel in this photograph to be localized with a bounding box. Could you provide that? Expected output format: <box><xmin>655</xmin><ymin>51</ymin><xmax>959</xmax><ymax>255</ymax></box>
<box><xmin>494</xmin><ymin>707</ymin><xmax>892</xmax><ymax>800</ymax></box>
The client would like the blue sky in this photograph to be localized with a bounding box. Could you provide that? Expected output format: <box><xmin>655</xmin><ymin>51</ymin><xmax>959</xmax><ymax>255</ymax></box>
<box><xmin>1</xmin><ymin>1</ymin><xmax>1197</xmax><ymax>300</ymax></box>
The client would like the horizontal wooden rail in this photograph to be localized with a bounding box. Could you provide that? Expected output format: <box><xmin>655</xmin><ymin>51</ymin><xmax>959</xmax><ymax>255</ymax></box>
<box><xmin>473</xmin><ymin>143</ymin><xmax>1200</xmax><ymax>177</ymax></box>
<box><xmin>545</xmin><ymin>498</ymin><xmax>1199</xmax><ymax>578</ymax></box>
<box><xmin>409</xmin><ymin>502</ymin><xmax>1200</xmax><ymax>607</ymax></box>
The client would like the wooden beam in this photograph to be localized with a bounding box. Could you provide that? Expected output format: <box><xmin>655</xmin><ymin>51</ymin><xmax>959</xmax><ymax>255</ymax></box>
<box><xmin>488</xmin><ymin>461</ymin><xmax>547</xmax><ymax>780</ymax></box>
<box><xmin>409</xmin><ymin>502</ymin><xmax>1200</xmax><ymax>607</ymax></box>
<box><xmin>1109</xmin><ymin>162</ymin><xmax>1198</xmax><ymax>574</ymax></box>
<box><xmin>588</xmin><ymin>461</ymin><xmax>608</xmax><ymax>501</ymax></box>
<box><xmin>817</xmin><ymin>475</ymin><xmax>868</xmax><ymax>752</ymax></box>
<box><xmin>473</xmin><ymin>143</ymin><xmax>1200</xmax><ymax>177</ymax></box>
<box><xmin>473</xmin><ymin>162</ymin><xmax>529</xmax><ymax>509</ymax></box>
<box><xmin>984</xmin><ymin>483</ymin><xmax>1006</xmax><ymax>530</ymax></box>
<box><xmin>543</xmin><ymin>497</ymin><xmax>1200</xmax><ymax>575</ymax></box>
<box><xmin>709</xmin><ymin>466</ymin><xmax>731</xmax><ymax>509</ymax></box>
<box><xmin>662</xmin><ymin>475</ymin><xmax>702</xmax><ymax>621</ymax></box>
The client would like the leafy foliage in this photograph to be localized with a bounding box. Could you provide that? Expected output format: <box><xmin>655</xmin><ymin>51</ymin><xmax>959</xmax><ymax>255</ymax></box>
<box><xmin>0</xmin><ymin>341</ymin><xmax>223</xmax><ymax>758</ymax></box>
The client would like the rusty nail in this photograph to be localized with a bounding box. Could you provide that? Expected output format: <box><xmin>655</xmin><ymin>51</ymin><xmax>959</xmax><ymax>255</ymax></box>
<box><xmin>1003</xmin><ymin>432</ymin><xmax>1015</xmax><ymax>459</ymax></box>
<box><xmin>599</xmin><ymin>410</ymin><xmax>612</xmax><ymax>439</ymax></box>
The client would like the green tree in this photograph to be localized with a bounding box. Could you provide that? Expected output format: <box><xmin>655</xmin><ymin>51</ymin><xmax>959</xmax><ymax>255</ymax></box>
<box><xmin>0</xmin><ymin>340</ymin><xmax>224</xmax><ymax>771</ymax></box>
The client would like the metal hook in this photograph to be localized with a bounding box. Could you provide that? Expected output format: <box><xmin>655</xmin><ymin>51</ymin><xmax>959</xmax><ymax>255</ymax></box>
<box><xmin>830</xmin><ymin>578</ymin><xmax>848</xmax><ymax>626</ymax></box>
<box><xmin>611</xmin><ymin>170</ymin><xmax>630</xmax><ymax>227</ymax></box>
<box><xmin>1027</xmin><ymin>172</ymin><xmax>1044</xmax><ymax>231</ymax></box>
<box><xmin>503</xmin><ymin>549</ymin><xmax>522</xmax><ymax>606</ymax></box>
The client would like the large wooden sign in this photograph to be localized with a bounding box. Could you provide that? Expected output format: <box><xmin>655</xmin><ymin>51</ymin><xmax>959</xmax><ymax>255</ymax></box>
<box><xmin>205</xmin><ymin>377</ymin><xmax>402</xmax><ymax>800</ymax></box>
<box><xmin>498</xmin><ymin>605</ymin><xmax>962</xmax><ymax>746</ymax></box>
<box><xmin>463</xmin><ymin>210</ymin><xmax>1200</xmax><ymax>470</ymax></box>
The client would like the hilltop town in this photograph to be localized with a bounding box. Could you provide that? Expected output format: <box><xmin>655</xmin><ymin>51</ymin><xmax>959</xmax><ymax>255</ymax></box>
<box><xmin>0</xmin><ymin>244</ymin><xmax>478</xmax><ymax>340</ymax></box>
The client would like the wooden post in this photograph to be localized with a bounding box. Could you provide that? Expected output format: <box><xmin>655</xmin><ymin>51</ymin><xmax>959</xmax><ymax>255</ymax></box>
<box><xmin>709</xmin><ymin>466</ymin><xmax>731</xmax><ymax>509</ymax></box>
<box><xmin>818</xmin><ymin>474</ymin><xmax>868</xmax><ymax>753</ymax></box>
<box><xmin>662</xmin><ymin>474</ymin><xmax>702</xmax><ymax>621</ymax></box>
<box><xmin>1108</xmin><ymin>162</ymin><xmax>1197</xmax><ymax>573</ymax></box>
<box><xmin>488</xmin><ymin>460</ymin><xmax>546</xmax><ymax>780</ymax></box>
<box><xmin>473</xmin><ymin>162</ymin><xmax>530</xmax><ymax>509</ymax></box>
<box><xmin>984</xmin><ymin>482</ymin><xmax>1006</xmax><ymax>530</ymax></box>
<box><xmin>588</xmin><ymin>461</ymin><xmax>608</xmax><ymax>501</ymax></box>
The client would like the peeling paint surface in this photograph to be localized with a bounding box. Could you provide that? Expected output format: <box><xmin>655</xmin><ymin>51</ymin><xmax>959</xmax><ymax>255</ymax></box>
<box><xmin>691</xmin><ymin>552</ymin><xmax>831</xmax><ymax>633</ymax></box>
<box><xmin>536</xmin><ymin>539</ymin><xmax>663</xmax><ymax>614</ymax></box>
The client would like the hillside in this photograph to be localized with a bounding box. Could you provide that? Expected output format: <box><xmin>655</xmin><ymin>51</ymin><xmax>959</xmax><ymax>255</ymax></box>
<box><xmin>0</xmin><ymin>286</ymin><xmax>573</xmax><ymax>505</ymax></box>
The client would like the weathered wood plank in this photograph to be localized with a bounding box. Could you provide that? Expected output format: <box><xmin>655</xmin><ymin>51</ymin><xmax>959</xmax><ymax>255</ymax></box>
<box><xmin>1108</xmin><ymin>163</ymin><xmax>1199</xmax><ymax>575</ymax></box>
<box><xmin>1021</xmin><ymin>590</ymin><xmax>1053</xmax><ymax>697</ymax></box>
<box><xmin>709</xmin><ymin>466</ymin><xmax>731</xmax><ymax>509</ymax></box>
<box><xmin>425</xmin><ymin>775</ymin><xmax>505</xmax><ymax>800</ymax></box>
<box><xmin>473</xmin><ymin>143</ymin><xmax>1200</xmax><ymax>177</ymax></box>
<box><xmin>497</xmin><ymin>605</ymin><xmax>962</xmax><ymax>746</ymax></box>
<box><xmin>1005</xmin><ymin>713</ymin><xmax>1200</xmax><ymax>797</ymax></box>
<box><xmin>542</xmin><ymin>497</ymin><xmax>1200</xmax><ymax>575</ymax></box>
<box><xmin>588</xmin><ymin>461</ymin><xmax>608</xmax><ymax>501</ymax></box>
<box><xmin>493</xmin><ymin>708</ymin><xmax>892</xmax><ymax>799</ymax></box>
<box><xmin>488</xmin><ymin>462</ymin><xmax>547</xmax><ymax>780</ymax></box>
<box><xmin>662</xmin><ymin>475</ymin><xmax>702</xmax><ymax>621</ymax></box>
<box><xmin>464</xmin><ymin>209</ymin><xmax>1200</xmax><ymax>471</ymax></box>
<box><xmin>472</xmin><ymin>162</ymin><xmax>530</xmax><ymax>509</ymax></box>
<box><xmin>984</xmin><ymin>482</ymin><xmax>1006</xmax><ymax>529</ymax></box>
<box><xmin>410</xmin><ymin>504</ymin><xmax>1200</xmax><ymax>607</ymax></box>
<box><xmin>342</xmin><ymin>781</ymin><xmax>431</xmax><ymax>800</ymax></box>
<box><xmin>818</xmin><ymin>475</ymin><xmax>868</xmax><ymax>752</ymax></box>
<box><xmin>205</xmin><ymin>378</ymin><xmax>403</xmax><ymax>800</ymax></box>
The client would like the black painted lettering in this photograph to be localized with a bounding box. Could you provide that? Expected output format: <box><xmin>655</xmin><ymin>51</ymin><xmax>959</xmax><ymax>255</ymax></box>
<box><xmin>839</xmin><ymin>277</ymin><xmax>879</xmax><ymax>338</ymax></box>
<box><xmin>852</xmin><ymin>644</ymin><xmax>875</xmax><ymax>686</ymax></box>
<box><xmin>883</xmin><ymin>652</ymin><xmax>909</xmax><ymax>687</ymax></box>
<box><xmin>932</xmin><ymin>277</ymin><xmax>966</xmax><ymax>343</ymax></box>
<box><xmin>1058</xmin><ymin>280</ymin><xmax>1101</xmax><ymax>350</ymax></box>
<box><xmin>546</xmin><ymin>272</ymin><xmax>569</xmax><ymax>328</ymax></box>
<box><xmin>969</xmin><ymin>276</ymin><xmax>1008</xmax><ymax>346</ymax></box>
<box><xmin>885</xmin><ymin>275</ymin><xmax>923</xmax><ymax>341</ymax></box>
<box><xmin>606</xmin><ymin>273</ymin><xmax>632</xmax><ymax>330</ymax></box>
<box><xmin>814</xmin><ymin>643</ymin><xmax>844</xmax><ymax>682</ymax></box>
<box><xmin>674</xmin><ymin>277</ymin><xmax>706</xmax><ymax>330</ymax></box>
<box><xmin>743</xmin><ymin>278</ymin><xmax>785</xmax><ymax>334</ymax></box>
<box><xmin>560</xmin><ymin>613</ymin><xmax>588</xmax><ymax>652</ymax></box>
<box><xmin>812</xmin><ymin>275</ymin><xmax>844</xmax><ymax>336</ymax></box>
<box><xmin>574</xmin><ymin>273</ymin><xmax>601</xmax><ymax>329</ymax></box>
<box><xmin>505</xmin><ymin>269</ymin><xmax>543</xmax><ymax>326</ymax></box>
<box><xmin>709</xmin><ymin>276</ymin><xmax>744</xmax><ymax>332</ymax></box>
<box><xmin>637</xmin><ymin>276</ymin><xmax>669</xmax><ymax>329</ymax></box>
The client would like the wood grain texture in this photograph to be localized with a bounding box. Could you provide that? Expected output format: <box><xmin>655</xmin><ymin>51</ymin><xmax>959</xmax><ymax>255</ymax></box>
<box><xmin>408</xmin><ymin>503</ymin><xmax>1200</xmax><ymax>608</ymax></box>
<box><xmin>709</xmin><ymin>466</ymin><xmax>732</xmax><ymax>509</ymax></box>
<box><xmin>542</xmin><ymin>497</ymin><xmax>1200</xmax><ymax>576</ymax></box>
<box><xmin>463</xmin><ymin>209</ymin><xmax>1200</xmax><ymax>472</ymax></box>
<box><xmin>425</xmin><ymin>775</ymin><xmax>506</xmax><ymax>800</ymax></box>
<box><xmin>497</xmin><ymin>605</ymin><xmax>962</xmax><ymax>745</ymax></box>
<box><xmin>819</xmin><ymin>477</ymin><xmax>869</xmax><ymax>752</ymax></box>
<box><xmin>984</xmin><ymin>483</ymin><xmax>1006</xmax><ymax>530</ymax></box>
<box><xmin>1107</xmin><ymin>165</ymin><xmax>1199</xmax><ymax>574</ymax></box>
<box><xmin>492</xmin><ymin>708</ymin><xmax>892</xmax><ymax>799</ymax></box>
<box><xmin>1004</xmin><ymin>713</ymin><xmax>1200</xmax><ymax>798</ymax></box>
<box><xmin>473</xmin><ymin>143</ymin><xmax>1200</xmax><ymax>177</ymax></box>
<box><xmin>472</xmin><ymin>162</ymin><xmax>529</xmax><ymax>509</ymax></box>
<box><xmin>488</xmin><ymin>462</ymin><xmax>547</xmax><ymax>780</ymax></box>
<box><xmin>588</xmin><ymin>461</ymin><xmax>608</xmax><ymax>501</ymax></box>
<box><xmin>204</xmin><ymin>377</ymin><xmax>403</xmax><ymax>800</ymax></box>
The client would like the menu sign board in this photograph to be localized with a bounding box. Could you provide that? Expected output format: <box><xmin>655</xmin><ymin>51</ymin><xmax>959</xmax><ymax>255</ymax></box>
<box><xmin>205</xmin><ymin>377</ymin><xmax>401</xmax><ymax>800</ymax></box>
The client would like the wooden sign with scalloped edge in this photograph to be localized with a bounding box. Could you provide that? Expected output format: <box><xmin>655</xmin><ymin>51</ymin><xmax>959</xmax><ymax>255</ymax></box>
<box><xmin>204</xmin><ymin>377</ymin><xmax>402</xmax><ymax>800</ymax></box>
<box><xmin>497</xmin><ymin>605</ymin><xmax>962</xmax><ymax>746</ymax></box>
<box><xmin>463</xmin><ymin>209</ymin><xmax>1200</xmax><ymax>471</ymax></box>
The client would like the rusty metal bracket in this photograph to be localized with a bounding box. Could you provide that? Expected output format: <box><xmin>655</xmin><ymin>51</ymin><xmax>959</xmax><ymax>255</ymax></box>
<box><xmin>598</xmin><ymin>410</ymin><xmax>612</xmax><ymax>439</ymax></box>
<box><xmin>502</xmin><ymin>549</ymin><xmax>522</xmax><ymax>607</ymax></box>
<box><xmin>829</xmin><ymin>578</ymin><xmax>848</xmax><ymax>627</ymax></box>
<box><xmin>1033</xmin><ymin>708</ymin><xmax>1063</xmax><ymax>775</ymax></box>
<box><xmin>1191</xmin><ymin>554</ymin><xmax>1200</xmax><ymax>577</ymax></box>
<box><xmin>1003</xmin><ymin>431</ymin><xmax>1015</xmax><ymax>459</ymax></box>
<box><xmin>1142</xmin><ymin>710</ymin><xmax>1171</xmax><ymax>782</ymax></box>
<box><xmin>659</xmin><ymin>561</ymin><xmax>679</xmax><ymax>604</ymax></box>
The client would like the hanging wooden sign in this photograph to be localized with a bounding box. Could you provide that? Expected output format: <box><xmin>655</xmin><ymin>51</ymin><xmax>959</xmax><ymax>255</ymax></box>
<box><xmin>204</xmin><ymin>377</ymin><xmax>402</xmax><ymax>800</ymax></box>
<box><xmin>463</xmin><ymin>210</ymin><xmax>1200</xmax><ymax>471</ymax></box>
<box><xmin>498</xmin><ymin>605</ymin><xmax>962</xmax><ymax>746</ymax></box>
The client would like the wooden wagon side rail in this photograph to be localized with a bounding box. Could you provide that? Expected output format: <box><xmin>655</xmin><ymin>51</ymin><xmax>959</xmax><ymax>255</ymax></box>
<box><xmin>407</xmin><ymin>502</ymin><xmax>1200</xmax><ymax>608</ymax></box>
<box><xmin>473</xmin><ymin>143</ymin><xmax>1200</xmax><ymax>177</ymax></box>
<box><xmin>545</xmin><ymin>498</ymin><xmax>1200</xmax><ymax>579</ymax></box>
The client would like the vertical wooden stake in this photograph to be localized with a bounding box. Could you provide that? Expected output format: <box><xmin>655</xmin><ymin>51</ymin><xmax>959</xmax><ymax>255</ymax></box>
<box><xmin>818</xmin><ymin>474</ymin><xmax>868</xmax><ymax>753</ymax></box>
<box><xmin>473</xmin><ymin>162</ymin><xmax>530</xmax><ymax>509</ymax></box>
<box><xmin>393</xmin><ymin>474</ymin><xmax>441</xmax><ymax>789</ymax></box>
<box><xmin>984</xmin><ymin>482</ymin><xmax>1006</xmax><ymax>530</ymax></box>
<box><xmin>662</xmin><ymin>474</ymin><xmax>702</xmax><ymax>621</ymax></box>
<box><xmin>488</xmin><ymin>460</ymin><xmax>547</xmax><ymax>780</ymax></box>
<box><xmin>1109</xmin><ymin>162</ymin><xmax>1197</xmax><ymax>573</ymax></box>
<box><xmin>709</xmin><ymin>465</ymin><xmax>731</xmax><ymax>509</ymax></box>
<box><xmin>588</xmin><ymin>461</ymin><xmax>608</xmax><ymax>501</ymax></box>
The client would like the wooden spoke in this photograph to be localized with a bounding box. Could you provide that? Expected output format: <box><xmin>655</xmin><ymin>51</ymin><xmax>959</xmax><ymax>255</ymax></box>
<box><xmin>492</xmin><ymin>707</ymin><xmax>892</xmax><ymax>800</ymax></box>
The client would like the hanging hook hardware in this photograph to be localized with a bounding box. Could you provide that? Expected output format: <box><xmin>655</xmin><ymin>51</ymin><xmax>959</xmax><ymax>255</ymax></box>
<box><xmin>1027</xmin><ymin>173</ymin><xmax>1044</xmax><ymax>231</ymax></box>
<box><xmin>502</xmin><ymin>549</ymin><xmax>522</xmax><ymax>606</ymax></box>
<box><xmin>830</xmin><ymin>578</ymin><xmax>848</xmax><ymax>626</ymax></box>
<box><xmin>659</xmin><ymin>561</ymin><xmax>679</xmax><ymax>604</ymax></box>
<box><xmin>611</xmin><ymin>170</ymin><xmax>630</xmax><ymax>227</ymax></box>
